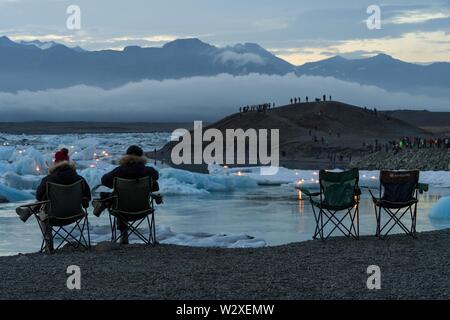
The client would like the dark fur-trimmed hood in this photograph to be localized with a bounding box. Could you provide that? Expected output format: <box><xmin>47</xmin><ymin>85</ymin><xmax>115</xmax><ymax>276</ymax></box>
<box><xmin>48</xmin><ymin>161</ymin><xmax>76</xmax><ymax>174</ymax></box>
<box><xmin>119</xmin><ymin>155</ymin><xmax>147</xmax><ymax>166</ymax></box>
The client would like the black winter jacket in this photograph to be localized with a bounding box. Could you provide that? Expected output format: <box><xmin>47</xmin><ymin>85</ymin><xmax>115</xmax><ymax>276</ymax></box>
<box><xmin>36</xmin><ymin>162</ymin><xmax>92</xmax><ymax>202</ymax></box>
<box><xmin>101</xmin><ymin>155</ymin><xmax>159</xmax><ymax>190</ymax></box>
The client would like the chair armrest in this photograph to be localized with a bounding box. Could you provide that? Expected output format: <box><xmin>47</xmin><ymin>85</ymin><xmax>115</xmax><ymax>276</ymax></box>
<box><xmin>17</xmin><ymin>200</ymin><xmax>50</xmax><ymax>209</ymax></box>
<box><xmin>92</xmin><ymin>196</ymin><xmax>117</xmax><ymax>203</ymax></box>
<box><xmin>296</xmin><ymin>187</ymin><xmax>321</xmax><ymax>197</ymax></box>
<box><xmin>417</xmin><ymin>183</ymin><xmax>429</xmax><ymax>194</ymax></box>
<box><xmin>360</xmin><ymin>187</ymin><xmax>379</xmax><ymax>200</ymax></box>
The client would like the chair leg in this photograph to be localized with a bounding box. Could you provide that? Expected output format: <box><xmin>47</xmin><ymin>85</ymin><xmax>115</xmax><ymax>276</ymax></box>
<box><xmin>412</xmin><ymin>204</ymin><xmax>418</xmax><ymax>238</ymax></box>
<box><xmin>322</xmin><ymin>209</ymin><xmax>355</xmax><ymax>240</ymax></box>
<box><xmin>356</xmin><ymin>205</ymin><xmax>360</xmax><ymax>239</ymax></box>
<box><xmin>35</xmin><ymin>216</ymin><xmax>46</xmax><ymax>253</ymax></box>
<box><xmin>86</xmin><ymin>215</ymin><xmax>91</xmax><ymax>249</ymax></box>
<box><xmin>113</xmin><ymin>216</ymin><xmax>151</xmax><ymax>244</ymax></box>
<box><xmin>312</xmin><ymin>206</ymin><xmax>320</xmax><ymax>240</ymax></box>
<box><xmin>379</xmin><ymin>207</ymin><xmax>414</xmax><ymax>239</ymax></box>
<box><xmin>319</xmin><ymin>209</ymin><xmax>325</xmax><ymax>241</ymax></box>
<box><xmin>377</xmin><ymin>206</ymin><xmax>381</xmax><ymax>239</ymax></box>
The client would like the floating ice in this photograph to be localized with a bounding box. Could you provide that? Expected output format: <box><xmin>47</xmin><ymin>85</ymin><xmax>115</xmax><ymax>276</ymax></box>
<box><xmin>12</xmin><ymin>147</ymin><xmax>49</xmax><ymax>176</ymax></box>
<box><xmin>0</xmin><ymin>184</ymin><xmax>33</xmax><ymax>202</ymax></box>
<box><xmin>1</xmin><ymin>131</ymin><xmax>450</xmax><ymax>253</ymax></box>
<box><xmin>160</xmin><ymin>167</ymin><xmax>257</xmax><ymax>195</ymax></box>
<box><xmin>429</xmin><ymin>197</ymin><xmax>450</xmax><ymax>220</ymax></box>
<box><xmin>3</xmin><ymin>172</ymin><xmax>41</xmax><ymax>190</ymax></box>
<box><xmin>0</xmin><ymin>146</ymin><xmax>15</xmax><ymax>161</ymax></box>
<box><xmin>88</xmin><ymin>225</ymin><xmax>267</xmax><ymax>248</ymax></box>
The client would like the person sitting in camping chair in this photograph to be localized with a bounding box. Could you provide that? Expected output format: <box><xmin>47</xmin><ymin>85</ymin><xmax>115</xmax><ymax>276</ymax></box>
<box><xmin>93</xmin><ymin>145</ymin><xmax>160</xmax><ymax>244</ymax></box>
<box><xmin>16</xmin><ymin>148</ymin><xmax>92</xmax><ymax>253</ymax></box>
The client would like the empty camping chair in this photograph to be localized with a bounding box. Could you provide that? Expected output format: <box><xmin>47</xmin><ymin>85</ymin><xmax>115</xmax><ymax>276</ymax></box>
<box><xmin>17</xmin><ymin>180</ymin><xmax>91</xmax><ymax>253</ymax></box>
<box><xmin>370</xmin><ymin>170</ymin><xmax>428</xmax><ymax>239</ymax></box>
<box><xmin>298</xmin><ymin>168</ymin><xmax>360</xmax><ymax>240</ymax></box>
<box><xmin>97</xmin><ymin>177</ymin><xmax>157</xmax><ymax>245</ymax></box>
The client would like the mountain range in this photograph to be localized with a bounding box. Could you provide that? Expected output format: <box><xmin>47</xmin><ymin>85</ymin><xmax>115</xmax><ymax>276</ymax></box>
<box><xmin>0</xmin><ymin>35</ymin><xmax>449</xmax><ymax>94</ymax></box>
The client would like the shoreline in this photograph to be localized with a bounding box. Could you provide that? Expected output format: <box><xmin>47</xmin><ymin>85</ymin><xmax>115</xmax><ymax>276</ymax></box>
<box><xmin>2</xmin><ymin>228</ymin><xmax>450</xmax><ymax>299</ymax></box>
<box><xmin>0</xmin><ymin>122</ymin><xmax>193</xmax><ymax>134</ymax></box>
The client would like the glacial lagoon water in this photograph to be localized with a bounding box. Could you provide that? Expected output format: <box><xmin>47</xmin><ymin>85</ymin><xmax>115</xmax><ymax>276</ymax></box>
<box><xmin>1</xmin><ymin>132</ymin><xmax>450</xmax><ymax>256</ymax></box>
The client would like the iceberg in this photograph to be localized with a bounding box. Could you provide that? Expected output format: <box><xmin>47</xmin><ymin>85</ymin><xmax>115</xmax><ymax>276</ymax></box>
<box><xmin>0</xmin><ymin>146</ymin><xmax>15</xmax><ymax>161</ymax></box>
<box><xmin>12</xmin><ymin>147</ymin><xmax>49</xmax><ymax>176</ymax></box>
<box><xmin>429</xmin><ymin>197</ymin><xmax>450</xmax><ymax>220</ymax></box>
<box><xmin>0</xmin><ymin>184</ymin><xmax>34</xmax><ymax>202</ymax></box>
<box><xmin>160</xmin><ymin>167</ymin><xmax>257</xmax><ymax>195</ymax></box>
<box><xmin>3</xmin><ymin>172</ymin><xmax>41</xmax><ymax>190</ymax></box>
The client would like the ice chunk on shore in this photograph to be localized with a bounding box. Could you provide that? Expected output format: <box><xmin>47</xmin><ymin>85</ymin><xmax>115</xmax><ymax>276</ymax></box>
<box><xmin>88</xmin><ymin>225</ymin><xmax>266</xmax><ymax>248</ymax></box>
<box><xmin>429</xmin><ymin>197</ymin><xmax>450</xmax><ymax>220</ymax></box>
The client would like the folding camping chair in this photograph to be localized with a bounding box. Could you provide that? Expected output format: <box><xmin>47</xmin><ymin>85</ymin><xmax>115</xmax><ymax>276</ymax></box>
<box><xmin>17</xmin><ymin>180</ymin><xmax>91</xmax><ymax>253</ymax></box>
<box><xmin>298</xmin><ymin>168</ymin><xmax>361</xmax><ymax>241</ymax></box>
<box><xmin>96</xmin><ymin>177</ymin><xmax>157</xmax><ymax>245</ymax></box>
<box><xmin>370</xmin><ymin>170</ymin><xmax>428</xmax><ymax>239</ymax></box>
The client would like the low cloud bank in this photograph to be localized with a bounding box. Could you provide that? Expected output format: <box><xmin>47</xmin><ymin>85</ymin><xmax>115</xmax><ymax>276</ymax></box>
<box><xmin>0</xmin><ymin>73</ymin><xmax>448</xmax><ymax>122</ymax></box>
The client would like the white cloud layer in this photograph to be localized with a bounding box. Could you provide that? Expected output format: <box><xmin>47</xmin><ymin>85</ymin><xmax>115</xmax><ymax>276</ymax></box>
<box><xmin>216</xmin><ymin>51</ymin><xmax>265</xmax><ymax>66</ymax></box>
<box><xmin>0</xmin><ymin>73</ymin><xmax>448</xmax><ymax>122</ymax></box>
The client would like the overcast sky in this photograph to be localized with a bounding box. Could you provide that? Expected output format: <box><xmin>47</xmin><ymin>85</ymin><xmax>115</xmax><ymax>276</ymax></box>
<box><xmin>1</xmin><ymin>0</ymin><xmax>449</xmax><ymax>65</ymax></box>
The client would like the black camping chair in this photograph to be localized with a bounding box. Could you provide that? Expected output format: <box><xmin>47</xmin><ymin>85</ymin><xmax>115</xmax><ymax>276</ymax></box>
<box><xmin>97</xmin><ymin>177</ymin><xmax>158</xmax><ymax>245</ymax></box>
<box><xmin>18</xmin><ymin>180</ymin><xmax>91</xmax><ymax>253</ymax></box>
<box><xmin>298</xmin><ymin>168</ymin><xmax>361</xmax><ymax>241</ymax></box>
<box><xmin>369</xmin><ymin>170</ymin><xmax>428</xmax><ymax>239</ymax></box>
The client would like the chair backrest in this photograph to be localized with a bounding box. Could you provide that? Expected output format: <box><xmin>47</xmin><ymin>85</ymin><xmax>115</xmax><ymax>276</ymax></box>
<box><xmin>380</xmin><ymin>170</ymin><xmax>419</xmax><ymax>203</ymax></box>
<box><xmin>113</xmin><ymin>177</ymin><xmax>152</xmax><ymax>214</ymax></box>
<box><xmin>46</xmin><ymin>181</ymin><xmax>85</xmax><ymax>218</ymax></box>
<box><xmin>319</xmin><ymin>168</ymin><xmax>359</xmax><ymax>208</ymax></box>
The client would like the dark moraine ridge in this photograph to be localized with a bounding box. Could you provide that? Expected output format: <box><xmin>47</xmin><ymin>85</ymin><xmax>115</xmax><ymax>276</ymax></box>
<box><xmin>150</xmin><ymin>101</ymin><xmax>433</xmax><ymax>171</ymax></box>
<box><xmin>2</xmin><ymin>229</ymin><xmax>450</xmax><ymax>299</ymax></box>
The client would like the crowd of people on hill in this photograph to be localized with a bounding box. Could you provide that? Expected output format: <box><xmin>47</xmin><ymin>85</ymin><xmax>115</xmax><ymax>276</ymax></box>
<box><xmin>359</xmin><ymin>136</ymin><xmax>450</xmax><ymax>155</ymax></box>
<box><xmin>240</xmin><ymin>102</ymin><xmax>274</xmax><ymax>113</ymax></box>
<box><xmin>289</xmin><ymin>94</ymin><xmax>332</xmax><ymax>105</ymax></box>
<box><xmin>238</xmin><ymin>94</ymin><xmax>334</xmax><ymax>113</ymax></box>
<box><xmin>390</xmin><ymin>136</ymin><xmax>450</xmax><ymax>152</ymax></box>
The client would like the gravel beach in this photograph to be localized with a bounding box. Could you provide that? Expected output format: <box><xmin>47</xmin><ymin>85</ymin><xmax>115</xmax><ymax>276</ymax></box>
<box><xmin>1</xmin><ymin>229</ymin><xmax>450</xmax><ymax>300</ymax></box>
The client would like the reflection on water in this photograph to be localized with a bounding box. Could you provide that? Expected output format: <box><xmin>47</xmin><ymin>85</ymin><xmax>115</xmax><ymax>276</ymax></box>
<box><xmin>0</xmin><ymin>186</ymin><xmax>449</xmax><ymax>256</ymax></box>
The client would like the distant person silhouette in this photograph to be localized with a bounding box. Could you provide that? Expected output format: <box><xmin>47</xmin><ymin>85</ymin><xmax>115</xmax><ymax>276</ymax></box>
<box><xmin>306</xmin><ymin>96</ymin><xmax>309</xmax><ymax>102</ymax></box>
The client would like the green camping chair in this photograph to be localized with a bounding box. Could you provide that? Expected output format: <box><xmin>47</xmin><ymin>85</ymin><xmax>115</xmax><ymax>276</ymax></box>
<box><xmin>369</xmin><ymin>170</ymin><xmax>428</xmax><ymax>239</ymax></box>
<box><xmin>298</xmin><ymin>168</ymin><xmax>361</xmax><ymax>241</ymax></box>
<box><xmin>17</xmin><ymin>180</ymin><xmax>91</xmax><ymax>253</ymax></box>
<box><xmin>99</xmin><ymin>177</ymin><xmax>157</xmax><ymax>245</ymax></box>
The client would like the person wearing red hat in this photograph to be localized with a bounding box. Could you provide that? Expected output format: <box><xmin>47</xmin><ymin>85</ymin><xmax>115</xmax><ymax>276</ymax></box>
<box><xmin>15</xmin><ymin>148</ymin><xmax>91</xmax><ymax>252</ymax></box>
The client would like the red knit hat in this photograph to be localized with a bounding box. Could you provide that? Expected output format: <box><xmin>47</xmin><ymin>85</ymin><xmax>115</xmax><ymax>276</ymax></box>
<box><xmin>54</xmin><ymin>148</ymin><xmax>70</xmax><ymax>163</ymax></box>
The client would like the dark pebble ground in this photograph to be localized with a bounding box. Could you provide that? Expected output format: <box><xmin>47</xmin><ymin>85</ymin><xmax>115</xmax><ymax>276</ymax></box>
<box><xmin>1</xmin><ymin>229</ymin><xmax>450</xmax><ymax>300</ymax></box>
